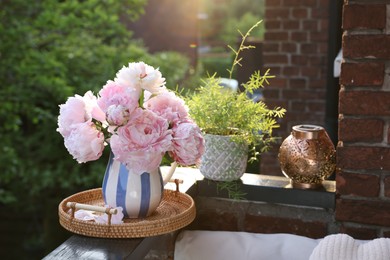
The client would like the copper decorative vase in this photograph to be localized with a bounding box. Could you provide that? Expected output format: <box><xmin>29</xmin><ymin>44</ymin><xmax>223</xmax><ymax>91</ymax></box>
<box><xmin>278</xmin><ymin>125</ymin><xmax>336</xmax><ymax>189</ymax></box>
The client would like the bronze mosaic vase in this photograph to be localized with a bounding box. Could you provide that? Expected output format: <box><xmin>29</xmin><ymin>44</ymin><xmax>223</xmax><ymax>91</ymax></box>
<box><xmin>278</xmin><ymin>125</ymin><xmax>336</xmax><ymax>189</ymax></box>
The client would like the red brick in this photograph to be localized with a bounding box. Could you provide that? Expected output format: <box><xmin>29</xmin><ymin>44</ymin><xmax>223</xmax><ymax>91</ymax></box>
<box><xmin>339</xmin><ymin>118</ymin><xmax>384</xmax><ymax>142</ymax></box>
<box><xmin>308</xmin><ymin>79</ymin><xmax>327</xmax><ymax>89</ymax></box>
<box><xmin>319</xmin><ymin>19</ymin><xmax>328</xmax><ymax>31</ymax></box>
<box><xmin>266</xmin><ymin>78</ymin><xmax>287</xmax><ymax>88</ymax></box>
<box><xmin>283</xmin><ymin>20</ymin><xmax>300</xmax><ymax>30</ymax></box>
<box><xmin>337</xmin><ymin>146</ymin><xmax>390</xmax><ymax>171</ymax></box>
<box><xmin>301</xmin><ymin>43</ymin><xmax>318</xmax><ymax>54</ymax></box>
<box><xmin>318</xmin><ymin>42</ymin><xmax>328</xmax><ymax>53</ymax></box>
<box><xmin>339</xmin><ymin>90</ymin><xmax>390</xmax><ymax>116</ymax></box>
<box><xmin>290</xmin><ymin>78</ymin><xmax>307</xmax><ymax>88</ymax></box>
<box><xmin>336</xmin><ymin>198</ymin><xmax>390</xmax><ymax>227</ymax></box>
<box><xmin>336</xmin><ymin>171</ymin><xmax>380</xmax><ymax>197</ymax></box>
<box><xmin>287</xmin><ymin>114</ymin><xmax>325</xmax><ymax>126</ymax></box>
<box><xmin>283</xmin><ymin>0</ymin><xmax>304</xmax><ymax>6</ymax></box>
<box><xmin>292</xmin><ymin>8</ymin><xmax>308</xmax><ymax>19</ymax></box>
<box><xmin>266</xmin><ymin>65</ymin><xmax>282</xmax><ymax>75</ymax></box>
<box><xmin>263</xmin><ymin>43</ymin><xmax>280</xmax><ymax>53</ymax></box>
<box><xmin>281</xmin><ymin>43</ymin><xmax>297</xmax><ymax>52</ymax></box>
<box><xmin>265</xmin><ymin>0</ymin><xmax>282</xmax><ymax>6</ymax></box>
<box><xmin>343</xmin><ymin>4</ymin><xmax>386</xmax><ymax>30</ymax></box>
<box><xmin>265</xmin><ymin>8</ymin><xmax>290</xmax><ymax>19</ymax></box>
<box><xmin>311</xmin><ymin>31</ymin><xmax>328</xmax><ymax>41</ymax></box>
<box><xmin>282</xmin><ymin>66</ymin><xmax>300</xmax><ymax>76</ymax></box>
<box><xmin>291</xmin><ymin>32</ymin><xmax>308</xmax><ymax>42</ymax></box>
<box><xmin>262</xmin><ymin>88</ymin><xmax>280</xmax><ymax>99</ymax></box>
<box><xmin>291</xmin><ymin>101</ymin><xmax>306</xmax><ymax>111</ymax></box>
<box><xmin>265</xmin><ymin>20</ymin><xmax>282</xmax><ymax>30</ymax></box>
<box><xmin>283</xmin><ymin>89</ymin><xmax>322</xmax><ymax>99</ymax></box>
<box><xmin>303</xmin><ymin>20</ymin><xmax>318</xmax><ymax>31</ymax></box>
<box><xmin>340</xmin><ymin>62</ymin><xmax>384</xmax><ymax>86</ymax></box>
<box><xmin>307</xmin><ymin>101</ymin><xmax>325</xmax><ymax>113</ymax></box>
<box><xmin>311</xmin><ymin>8</ymin><xmax>328</xmax><ymax>19</ymax></box>
<box><xmin>301</xmin><ymin>67</ymin><xmax>321</xmax><ymax>78</ymax></box>
<box><xmin>263</xmin><ymin>54</ymin><xmax>288</xmax><ymax>64</ymax></box>
<box><xmin>384</xmin><ymin>176</ymin><xmax>390</xmax><ymax>198</ymax></box>
<box><xmin>264</xmin><ymin>31</ymin><xmax>289</xmax><ymax>41</ymax></box>
<box><xmin>340</xmin><ymin>225</ymin><xmax>378</xmax><ymax>240</ymax></box>
<box><xmin>301</xmin><ymin>0</ymin><xmax>318</xmax><ymax>5</ymax></box>
<box><xmin>291</xmin><ymin>55</ymin><xmax>309</xmax><ymax>65</ymax></box>
<box><xmin>343</xmin><ymin>35</ymin><xmax>390</xmax><ymax>59</ymax></box>
<box><xmin>309</xmin><ymin>56</ymin><xmax>326</xmax><ymax>66</ymax></box>
<box><xmin>244</xmin><ymin>215</ymin><xmax>327</xmax><ymax>239</ymax></box>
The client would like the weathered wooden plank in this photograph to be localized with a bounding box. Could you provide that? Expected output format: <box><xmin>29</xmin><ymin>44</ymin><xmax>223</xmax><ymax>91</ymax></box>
<box><xmin>43</xmin><ymin>235</ymin><xmax>164</xmax><ymax>259</ymax></box>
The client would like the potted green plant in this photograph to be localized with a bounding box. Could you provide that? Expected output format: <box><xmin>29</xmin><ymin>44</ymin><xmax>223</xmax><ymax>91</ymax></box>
<box><xmin>186</xmin><ymin>21</ymin><xmax>286</xmax><ymax>184</ymax></box>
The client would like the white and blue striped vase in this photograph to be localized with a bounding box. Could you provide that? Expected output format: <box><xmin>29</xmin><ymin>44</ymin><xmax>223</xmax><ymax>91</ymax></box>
<box><xmin>102</xmin><ymin>152</ymin><xmax>164</xmax><ymax>218</ymax></box>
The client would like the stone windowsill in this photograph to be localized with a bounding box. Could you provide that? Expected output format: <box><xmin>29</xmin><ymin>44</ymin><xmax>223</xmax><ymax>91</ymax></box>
<box><xmin>163</xmin><ymin>166</ymin><xmax>336</xmax><ymax>209</ymax></box>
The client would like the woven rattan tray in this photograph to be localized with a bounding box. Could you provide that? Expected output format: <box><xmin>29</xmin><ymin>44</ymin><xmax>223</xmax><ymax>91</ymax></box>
<box><xmin>59</xmin><ymin>188</ymin><xmax>195</xmax><ymax>238</ymax></box>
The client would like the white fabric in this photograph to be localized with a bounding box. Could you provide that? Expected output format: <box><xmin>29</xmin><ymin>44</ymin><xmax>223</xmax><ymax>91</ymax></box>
<box><xmin>174</xmin><ymin>231</ymin><xmax>390</xmax><ymax>260</ymax></box>
<box><xmin>174</xmin><ymin>230</ymin><xmax>320</xmax><ymax>260</ymax></box>
<box><xmin>333</xmin><ymin>48</ymin><xmax>342</xmax><ymax>77</ymax></box>
<box><xmin>309</xmin><ymin>234</ymin><xmax>390</xmax><ymax>260</ymax></box>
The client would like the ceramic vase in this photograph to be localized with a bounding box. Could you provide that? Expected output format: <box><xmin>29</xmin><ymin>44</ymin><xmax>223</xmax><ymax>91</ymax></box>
<box><xmin>199</xmin><ymin>134</ymin><xmax>248</xmax><ymax>181</ymax></box>
<box><xmin>102</xmin><ymin>152</ymin><xmax>175</xmax><ymax>218</ymax></box>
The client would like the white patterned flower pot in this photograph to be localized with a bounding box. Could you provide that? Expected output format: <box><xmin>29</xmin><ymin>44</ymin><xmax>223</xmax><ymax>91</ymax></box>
<box><xmin>199</xmin><ymin>134</ymin><xmax>248</xmax><ymax>181</ymax></box>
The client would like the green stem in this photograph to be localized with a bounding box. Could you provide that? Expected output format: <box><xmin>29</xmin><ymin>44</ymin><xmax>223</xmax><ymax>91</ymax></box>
<box><xmin>228</xmin><ymin>20</ymin><xmax>263</xmax><ymax>79</ymax></box>
<box><xmin>139</xmin><ymin>89</ymin><xmax>144</xmax><ymax>107</ymax></box>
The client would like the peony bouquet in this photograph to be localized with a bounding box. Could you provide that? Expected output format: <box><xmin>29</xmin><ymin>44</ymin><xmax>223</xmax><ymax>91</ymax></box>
<box><xmin>57</xmin><ymin>62</ymin><xmax>205</xmax><ymax>175</ymax></box>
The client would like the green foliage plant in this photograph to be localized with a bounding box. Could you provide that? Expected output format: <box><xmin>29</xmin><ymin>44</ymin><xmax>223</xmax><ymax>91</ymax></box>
<box><xmin>186</xmin><ymin>21</ymin><xmax>286</xmax><ymax>162</ymax></box>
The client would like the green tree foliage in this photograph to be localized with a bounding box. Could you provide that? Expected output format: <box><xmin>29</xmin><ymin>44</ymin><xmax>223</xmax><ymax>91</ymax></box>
<box><xmin>199</xmin><ymin>0</ymin><xmax>265</xmax><ymax>47</ymax></box>
<box><xmin>0</xmin><ymin>0</ymin><xmax>190</xmax><ymax>206</ymax></box>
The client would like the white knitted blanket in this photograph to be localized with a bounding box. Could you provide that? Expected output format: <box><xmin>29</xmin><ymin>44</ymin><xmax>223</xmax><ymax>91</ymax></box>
<box><xmin>309</xmin><ymin>234</ymin><xmax>390</xmax><ymax>260</ymax></box>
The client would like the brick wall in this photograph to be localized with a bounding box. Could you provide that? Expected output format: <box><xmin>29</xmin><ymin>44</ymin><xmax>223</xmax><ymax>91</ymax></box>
<box><xmin>129</xmin><ymin>0</ymin><xmax>390</xmax><ymax>239</ymax></box>
<box><xmin>261</xmin><ymin>0</ymin><xmax>331</xmax><ymax>175</ymax></box>
<box><xmin>336</xmin><ymin>0</ymin><xmax>390</xmax><ymax>237</ymax></box>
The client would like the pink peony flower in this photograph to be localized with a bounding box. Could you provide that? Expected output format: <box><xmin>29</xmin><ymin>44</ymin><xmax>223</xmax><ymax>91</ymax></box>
<box><xmin>144</xmin><ymin>91</ymin><xmax>190</xmax><ymax>126</ymax></box>
<box><xmin>64</xmin><ymin>122</ymin><xmax>105</xmax><ymax>163</ymax></box>
<box><xmin>57</xmin><ymin>91</ymin><xmax>102</xmax><ymax>137</ymax></box>
<box><xmin>170</xmin><ymin>122</ymin><xmax>205</xmax><ymax>166</ymax></box>
<box><xmin>83</xmin><ymin>91</ymin><xmax>105</xmax><ymax>122</ymax></box>
<box><xmin>98</xmin><ymin>80</ymin><xmax>139</xmax><ymax>116</ymax></box>
<box><xmin>57</xmin><ymin>61</ymin><xmax>205</xmax><ymax>176</ymax></box>
<box><xmin>110</xmin><ymin>108</ymin><xmax>173</xmax><ymax>174</ymax></box>
<box><xmin>106</xmin><ymin>104</ymin><xmax>130</xmax><ymax>126</ymax></box>
<box><xmin>114</xmin><ymin>62</ymin><xmax>166</xmax><ymax>94</ymax></box>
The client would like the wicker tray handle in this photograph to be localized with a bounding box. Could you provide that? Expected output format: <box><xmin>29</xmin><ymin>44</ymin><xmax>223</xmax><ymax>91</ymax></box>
<box><xmin>171</xmin><ymin>178</ymin><xmax>183</xmax><ymax>192</ymax></box>
<box><xmin>66</xmin><ymin>202</ymin><xmax>118</xmax><ymax>225</ymax></box>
